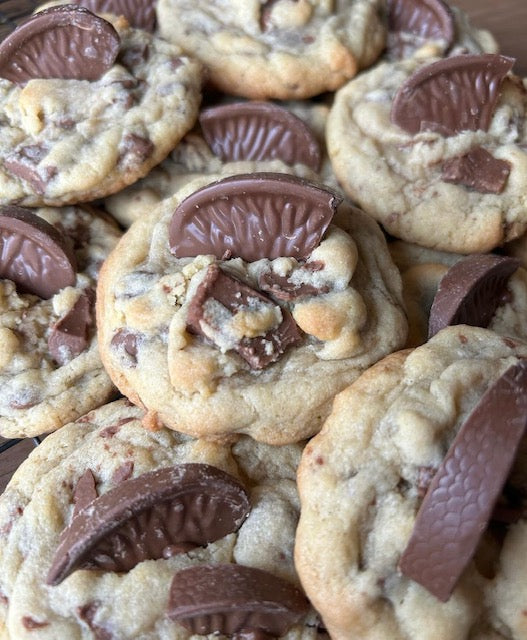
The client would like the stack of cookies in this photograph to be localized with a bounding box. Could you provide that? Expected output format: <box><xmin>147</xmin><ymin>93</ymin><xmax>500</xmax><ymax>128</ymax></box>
<box><xmin>0</xmin><ymin>1</ymin><xmax>526</xmax><ymax>638</ymax></box>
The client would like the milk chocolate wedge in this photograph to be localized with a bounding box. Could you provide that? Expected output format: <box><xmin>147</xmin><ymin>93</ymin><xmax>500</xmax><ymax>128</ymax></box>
<box><xmin>428</xmin><ymin>254</ymin><xmax>520</xmax><ymax>338</ymax></box>
<box><xmin>387</xmin><ymin>0</ymin><xmax>454</xmax><ymax>47</ymax></box>
<box><xmin>168</xmin><ymin>564</ymin><xmax>310</xmax><ymax>637</ymax></box>
<box><xmin>46</xmin><ymin>464</ymin><xmax>250</xmax><ymax>585</ymax></box>
<box><xmin>0</xmin><ymin>205</ymin><xmax>76</xmax><ymax>299</ymax></box>
<box><xmin>391</xmin><ymin>54</ymin><xmax>515</xmax><ymax>136</ymax></box>
<box><xmin>168</xmin><ymin>173</ymin><xmax>341</xmax><ymax>262</ymax></box>
<box><xmin>0</xmin><ymin>5</ymin><xmax>120</xmax><ymax>85</ymax></box>
<box><xmin>48</xmin><ymin>288</ymin><xmax>95</xmax><ymax>365</ymax></box>
<box><xmin>69</xmin><ymin>0</ymin><xmax>156</xmax><ymax>32</ymax></box>
<box><xmin>399</xmin><ymin>359</ymin><xmax>527</xmax><ymax>601</ymax></box>
<box><xmin>199</xmin><ymin>102</ymin><xmax>321</xmax><ymax>171</ymax></box>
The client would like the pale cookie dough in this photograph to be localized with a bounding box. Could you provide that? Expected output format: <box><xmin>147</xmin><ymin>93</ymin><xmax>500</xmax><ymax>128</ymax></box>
<box><xmin>104</xmin><ymin>99</ymin><xmax>341</xmax><ymax>228</ymax></box>
<box><xmin>0</xmin><ymin>398</ymin><xmax>324</xmax><ymax>640</ymax></box>
<box><xmin>0</xmin><ymin>15</ymin><xmax>203</xmax><ymax>207</ymax></box>
<box><xmin>0</xmin><ymin>205</ymin><xmax>121</xmax><ymax>438</ymax></box>
<box><xmin>96</xmin><ymin>175</ymin><xmax>407</xmax><ymax>444</ymax></box>
<box><xmin>156</xmin><ymin>0</ymin><xmax>386</xmax><ymax>99</ymax></box>
<box><xmin>295</xmin><ymin>325</ymin><xmax>527</xmax><ymax>640</ymax></box>
<box><xmin>326</xmin><ymin>57</ymin><xmax>527</xmax><ymax>253</ymax></box>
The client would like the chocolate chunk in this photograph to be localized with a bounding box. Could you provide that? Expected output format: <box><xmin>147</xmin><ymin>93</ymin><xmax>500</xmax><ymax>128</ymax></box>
<box><xmin>72</xmin><ymin>469</ymin><xmax>98</xmax><ymax>519</ymax></box>
<box><xmin>46</xmin><ymin>464</ymin><xmax>250</xmax><ymax>585</ymax></box>
<box><xmin>0</xmin><ymin>6</ymin><xmax>120</xmax><ymax>85</ymax></box>
<box><xmin>110</xmin><ymin>329</ymin><xmax>139</xmax><ymax>365</ymax></box>
<box><xmin>4</xmin><ymin>145</ymin><xmax>56</xmax><ymax>194</ymax></box>
<box><xmin>69</xmin><ymin>0</ymin><xmax>156</xmax><ymax>32</ymax></box>
<box><xmin>48</xmin><ymin>288</ymin><xmax>95</xmax><ymax>365</ymax></box>
<box><xmin>119</xmin><ymin>134</ymin><xmax>154</xmax><ymax>167</ymax></box>
<box><xmin>387</xmin><ymin>0</ymin><xmax>454</xmax><ymax>46</ymax></box>
<box><xmin>428</xmin><ymin>254</ymin><xmax>520</xmax><ymax>338</ymax></box>
<box><xmin>186</xmin><ymin>264</ymin><xmax>302</xmax><ymax>369</ymax></box>
<box><xmin>77</xmin><ymin>601</ymin><xmax>114</xmax><ymax>640</ymax></box>
<box><xmin>169</xmin><ymin>173</ymin><xmax>340</xmax><ymax>262</ymax></box>
<box><xmin>441</xmin><ymin>146</ymin><xmax>511</xmax><ymax>194</ymax></box>
<box><xmin>199</xmin><ymin>102</ymin><xmax>321</xmax><ymax>171</ymax></box>
<box><xmin>399</xmin><ymin>360</ymin><xmax>527</xmax><ymax>601</ymax></box>
<box><xmin>0</xmin><ymin>205</ymin><xmax>76</xmax><ymax>299</ymax></box>
<box><xmin>111</xmin><ymin>460</ymin><xmax>134</xmax><ymax>485</ymax></box>
<box><xmin>258</xmin><ymin>261</ymin><xmax>329</xmax><ymax>301</ymax></box>
<box><xmin>167</xmin><ymin>564</ymin><xmax>310</xmax><ymax>636</ymax></box>
<box><xmin>391</xmin><ymin>54</ymin><xmax>515</xmax><ymax>136</ymax></box>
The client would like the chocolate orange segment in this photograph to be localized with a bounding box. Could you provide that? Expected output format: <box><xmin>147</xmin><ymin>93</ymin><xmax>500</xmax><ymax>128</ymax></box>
<box><xmin>168</xmin><ymin>564</ymin><xmax>310</xmax><ymax>637</ymax></box>
<box><xmin>46</xmin><ymin>464</ymin><xmax>250</xmax><ymax>585</ymax></box>
<box><xmin>387</xmin><ymin>0</ymin><xmax>454</xmax><ymax>45</ymax></box>
<box><xmin>0</xmin><ymin>205</ymin><xmax>76</xmax><ymax>299</ymax></box>
<box><xmin>199</xmin><ymin>102</ymin><xmax>321</xmax><ymax>171</ymax></box>
<box><xmin>399</xmin><ymin>360</ymin><xmax>527</xmax><ymax>601</ymax></box>
<box><xmin>69</xmin><ymin>0</ymin><xmax>156</xmax><ymax>32</ymax></box>
<box><xmin>169</xmin><ymin>173</ymin><xmax>341</xmax><ymax>262</ymax></box>
<box><xmin>0</xmin><ymin>5</ymin><xmax>120</xmax><ymax>85</ymax></box>
<box><xmin>428</xmin><ymin>254</ymin><xmax>520</xmax><ymax>338</ymax></box>
<box><xmin>391</xmin><ymin>54</ymin><xmax>515</xmax><ymax>136</ymax></box>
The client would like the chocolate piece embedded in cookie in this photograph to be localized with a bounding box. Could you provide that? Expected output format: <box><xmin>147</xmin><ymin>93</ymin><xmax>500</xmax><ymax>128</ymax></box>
<box><xmin>428</xmin><ymin>254</ymin><xmax>520</xmax><ymax>338</ymax></box>
<box><xmin>48</xmin><ymin>288</ymin><xmax>96</xmax><ymax>365</ymax></box>
<box><xmin>168</xmin><ymin>564</ymin><xmax>310</xmax><ymax>637</ymax></box>
<box><xmin>399</xmin><ymin>360</ymin><xmax>527</xmax><ymax>601</ymax></box>
<box><xmin>47</xmin><ymin>463</ymin><xmax>250</xmax><ymax>585</ymax></box>
<box><xmin>0</xmin><ymin>205</ymin><xmax>76</xmax><ymax>299</ymax></box>
<box><xmin>390</xmin><ymin>54</ymin><xmax>515</xmax><ymax>136</ymax></box>
<box><xmin>387</xmin><ymin>0</ymin><xmax>454</xmax><ymax>49</ymax></box>
<box><xmin>68</xmin><ymin>0</ymin><xmax>157</xmax><ymax>32</ymax></box>
<box><xmin>169</xmin><ymin>173</ymin><xmax>341</xmax><ymax>262</ymax></box>
<box><xmin>199</xmin><ymin>102</ymin><xmax>321</xmax><ymax>171</ymax></box>
<box><xmin>442</xmin><ymin>146</ymin><xmax>511</xmax><ymax>194</ymax></box>
<box><xmin>0</xmin><ymin>5</ymin><xmax>120</xmax><ymax>85</ymax></box>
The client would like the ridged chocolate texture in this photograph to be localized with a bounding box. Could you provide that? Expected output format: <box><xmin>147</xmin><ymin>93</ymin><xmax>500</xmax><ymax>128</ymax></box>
<box><xmin>187</xmin><ymin>264</ymin><xmax>302</xmax><ymax>369</ymax></box>
<box><xmin>46</xmin><ymin>464</ymin><xmax>250</xmax><ymax>586</ymax></box>
<box><xmin>442</xmin><ymin>146</ymin><xmax>511</xmax><ymax>194</ymax></box>
<box><xmin>199</xmin><ymin>102</ymin><xmax>321</xmax><ymax>171</ymax></box>
<box><xmin>167</xmin><ymin>564</ymin><xmax>310</xmax><ymax>637</ymax></box>
<box><xmin>399</xmin><ymin>360</ymin><xmax>527</xmax><ymax>601</ymax></box>
<box><xmin>69</xmin><ymin>0</ymin><xmax>156</xmax><ymax>32</ymax></box>
<box><xmin>48</xmin><ymin>288</ymin><xmax>95</xmax><ymax>365</ymax></box>
<box><xmin>0</xmin><ymin>5</ymin><xmax>120</xmax><ymax>85</ymax></box>
<box><xmin>387</xmin><ymin>0</ymin><xmax>454</xmax><ymax>44</ymax></box>
<box><xmin>428</xmin><ymin>254</ymin><xmax>520</xmax><ymax>338</ymax></box>
<box><xmin>391</xmin><ymin>54</ymin><xmax>515</xmax><ymax>136</ymax></box>
<box><xmin>169</xmin><ymin>173</ymin><xmax>341</xmax><ymax>262</ymax></box>
<box><xmin>0</xmin><ymin>205</ymin><xmax>76</xmax><ymax>299</ymax></box>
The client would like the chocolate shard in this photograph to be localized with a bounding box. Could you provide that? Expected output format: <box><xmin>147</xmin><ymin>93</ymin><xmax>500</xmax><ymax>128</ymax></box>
<box><xmin>69</xmin><ymin>0</ymin><xmax>156</xmax><ymax>32</ymax></box>
<box><xmin>399</xmin><ymin>360</ymin><xmax>527</xmax><ymax>602</ymax></box>
<box><xmin>199</xmin><ymin>102</ymin><xmax>321</xmax><ymax>171</ymax></box>
<box><xmin>391</xmin><ymin>54</ymin><xmax>515</xmax><ymax>136</ymax></box>
<box><xmin>168</xmin><ymin>173</ymin><xmax>341</xmax><ymax>262</ymax></box>
<box><xmin>4</xmin><ymin>145</ymin><xmax>56</xmax><ymax>194</ymax></box>
<box><xmin>48</xmin><ymin>288</ymin><xmax>95</xmax><ymax>365</ymax></box>
<box><xmin>71</xmin><ymin>469</ymin><xmax>98</xmax><ymax>519</ymax></box>
<box><xmin>46</xmin><ymin>464</ymin><xmax>250</xmax><ymax>586</ymax></box>
<box><xmin>441</xmin><ymin>146</ymin><xmax>511</xmax><ymax>194</ymax></box>
<box><xmin>387</xmin><ymin>0</ymin><xmax>454</xmax><ymax>46</ymax></box>
<box><xmin>167</xmin><ymin>564</ymin><xmax>310</xmax><ymax>637</ymax></box>
<box><xmin>110</xmin><ymin>329</ymin><xmax>139</xmax><ymax>366</ymax></box>
<box><xmin>0</xmin><ymin>205</ymin><xmax>77</xmax><ymax>300</ymax></box>
<box><xmin>428</xmin><ymin>254</ymin><xmax>520</xmax><ymax>338</ymax></box>
<box><xmin>258</xmin><ymin>262</ymin><xmax>329</xmax><ymax>301</ymax></box>
<box><xmin>0</xmin><ymin>5</ymin><xmax>120</xmax><ymax>85</ymax></box>
<box><xmin>186</xmin><ymin>264</ymin><xmax>302</xmax><ymax>369</ymax></box>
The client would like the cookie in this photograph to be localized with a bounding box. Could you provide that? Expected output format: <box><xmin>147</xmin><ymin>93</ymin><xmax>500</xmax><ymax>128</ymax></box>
<box><xmin>156</xmin><ymin>0</ymin><xmax>386</xmax><ymax>100</ymax></box>
<box><xmin>0</xmin><ymin>398</ymin><xmax>324</xmax><ymax>639</ymax></box>
<box><xmin>295</xmin><ymin>325</ymin><xmax>527</xmax><ymax>640</ymax></box>
<box><xmin>104</xmin><ymin>98</ymin><xmax>340</xmax><ymax>227</ymax></box>
<box><xmin>326</xmin><ymin>53</ymin><xmax>527</xmax><ymax>253</ymax></box>
<box><xmin>97</xmin><ymin>172</ymin><xmax>407</xmax><ymax>444</ymax></box>
<box><xmin>0</xmin><ymin>203</ymin><xmax>121</xmax><ymax>438</ymax></box>
<box><xmin>0</xmin><ymin>6</ymin><xmax>203</xmax><ymax>207</ymax></box>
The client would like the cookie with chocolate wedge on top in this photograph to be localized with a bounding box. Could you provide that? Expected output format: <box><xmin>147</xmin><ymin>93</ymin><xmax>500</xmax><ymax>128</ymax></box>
<box><xmin>96</xmin><ymin>172</ymin><xmax>407</xmax><ymax>444</ymax></box>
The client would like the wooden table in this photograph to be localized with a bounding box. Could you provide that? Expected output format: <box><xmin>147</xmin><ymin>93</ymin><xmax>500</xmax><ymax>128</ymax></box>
<box><xmin>1</xmin><ymin>1</ymin><xmax>527</xmax><ymax>494</ymax></box>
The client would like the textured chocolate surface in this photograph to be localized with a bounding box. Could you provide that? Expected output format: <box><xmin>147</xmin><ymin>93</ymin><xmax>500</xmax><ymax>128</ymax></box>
<box><xmin>46</xmin><ymin>464</ymin><xmax>250</xmax><ymax>585</ymax></box>
<box><xmin>48</xmin><ymin>288</ymin><xmax>95</xmax><ymax>365</ymax></box>
<box><xmin>169</xmin><ymin>173</ymin><xmax>340</xmax><ymax>262</ymax></box>
<box><xmin>186</xmin><ymin>264</ymin><xmax>302</xmax><ymax>369</ymax></box>
<box><xmin>167</xmin><ymin>564</ymin><xmax>310</xmax><ymax>636</ymax></box>
<box><xmin>69</xmin><ymin>0</ymin><xmax>156</xmax><ymax>32</ymax></box>
<box><xmin>441</xmin><ymin>146</ymin><xmax>511</xmax><ymax>194</ymax></box>
<box><xmin>428</xmin><ymin>254</ymin><xmax>520</xmax><ymax>338</ymax></box>
<box><xmin>387</xmin><ymin>0</ymin><xmax>454</xmax><ymax>45</ymax></box>
<box><xmin>0</xmin><ymin>205</ymin><xmax>77</xmax><ymax>299</ymax></box>
<box><xmin>399</xmin><ymin>359</ymin><xmax>527</xmax><ymax>601</ymax></box>
<box><xmin>199</xmin><ymin>102</ymin><xmax>321</xmax><ymax>171</ymax></box>
<box><xmin>0</xmin><ymin>5</ymin><xmax>120</xmax><ymax>85</ymax></box>
<box><xmin>391</xmin><ymin>54</ymin><xmax>515</xmax><ymax>136</ymax></box>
